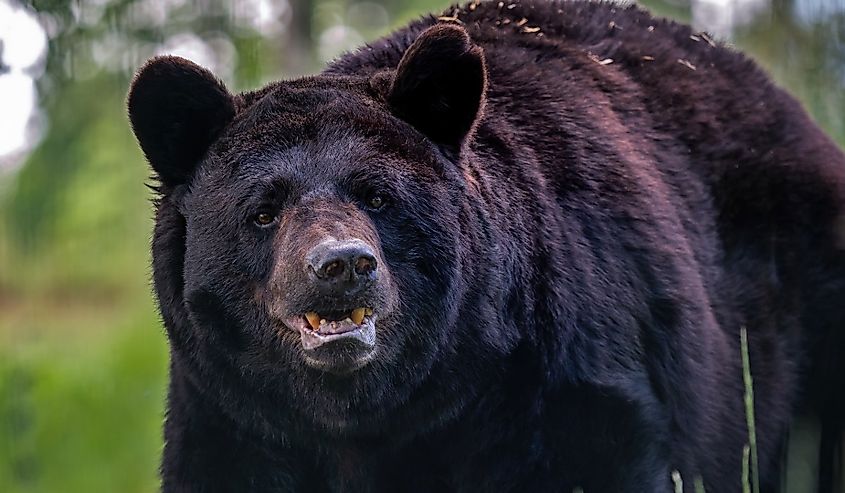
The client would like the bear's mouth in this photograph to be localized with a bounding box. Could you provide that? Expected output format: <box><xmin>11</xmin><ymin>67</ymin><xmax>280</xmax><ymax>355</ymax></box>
<box><xmin>285</xmin><ymin>307</ymin><xmax>377</xmax><ymax>352</ymax></box>
<box><xmin>303</xmin><ymin>307</ymin><xmax>373</xmax><ymax>333</ymax></box>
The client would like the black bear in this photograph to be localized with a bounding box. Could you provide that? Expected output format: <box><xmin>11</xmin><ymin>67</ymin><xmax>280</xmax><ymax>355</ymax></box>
<box><xmin>127</xmin><ymin>1</ymin><xmax>845</xmax><ymax>491</ymax></box>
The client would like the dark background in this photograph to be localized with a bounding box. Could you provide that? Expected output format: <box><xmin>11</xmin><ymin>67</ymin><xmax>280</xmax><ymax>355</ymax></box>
<box><xmin>0</xmin><ymin>0</ymin><xmax>842</xmax><ymax>490</ymax></box>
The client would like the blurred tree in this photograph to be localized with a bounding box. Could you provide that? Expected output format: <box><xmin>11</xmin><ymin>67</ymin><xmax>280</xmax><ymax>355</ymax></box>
<box><xmin>737</xmin><ymin>0</ymin><xmax>845</xmax><ymax>146</ymax></box>
<box><xmin>0</xmin><ymin>40</ymin><xmax>9</xmax><ymax>74</ymax></box>
<box><xmin>287</xmin><ymin>0</ymin><xmax>316</xmax><ymax>74</ymax></box>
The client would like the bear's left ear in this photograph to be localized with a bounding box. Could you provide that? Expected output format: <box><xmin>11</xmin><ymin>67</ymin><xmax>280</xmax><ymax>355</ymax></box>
<box><xmin>128</xmin><ymin>56</ymin><xmax>235</xmax><ymax>188</ymax></box>
<box><xmin>387</xmin><ymin>23</ymin><xmax>487</xmax><ymax>151</ymax></box>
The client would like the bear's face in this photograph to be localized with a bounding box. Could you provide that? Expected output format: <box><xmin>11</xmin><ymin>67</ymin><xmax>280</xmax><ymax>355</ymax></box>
<box><xmin>129</xmin><ymin>25</ymin><xmax>492</xmax><ymax>429</ymax></box>
<box><xmin>179</xmin><ymin>85</ymin><xmax>460</xmax><ymax>375</ymax></box>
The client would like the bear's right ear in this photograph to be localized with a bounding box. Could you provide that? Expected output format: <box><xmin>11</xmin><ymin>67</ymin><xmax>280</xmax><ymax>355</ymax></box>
<box><xmin>128</xmin><ymin>56</ymin><xmax>235</xmax><ymax>188</ymax></box>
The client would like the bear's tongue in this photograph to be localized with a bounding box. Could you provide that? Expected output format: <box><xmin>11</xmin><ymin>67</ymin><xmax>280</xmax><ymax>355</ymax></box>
<box><xmin>303</xmin><ymin>308</ymin><xmax>373</xmax><ymax>333</ymax></box>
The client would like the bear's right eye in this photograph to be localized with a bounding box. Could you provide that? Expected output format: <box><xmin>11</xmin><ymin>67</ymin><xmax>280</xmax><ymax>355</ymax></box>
<box><xmin>253</xmin><ymin>212</ymin><xmax>277</xmax><ymax>227</ymax></box>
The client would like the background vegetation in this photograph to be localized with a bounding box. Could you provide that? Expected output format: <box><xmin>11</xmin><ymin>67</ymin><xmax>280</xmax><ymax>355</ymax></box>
<box><xmin>0</xmin><ymin>0</ymin><xmax>842</xmax><ymax>491</ymax></box>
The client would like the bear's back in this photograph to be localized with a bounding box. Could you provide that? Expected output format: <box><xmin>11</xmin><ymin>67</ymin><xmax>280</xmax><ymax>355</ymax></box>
<box><xmin>329</xmin><ymin>0</ymin><xmax>845</xmax><ymax>291</ymax></box>
<box><xmin>329</xmin><ymin>1</ymin><xmax>845</xmax><ymax>436</ymax></box>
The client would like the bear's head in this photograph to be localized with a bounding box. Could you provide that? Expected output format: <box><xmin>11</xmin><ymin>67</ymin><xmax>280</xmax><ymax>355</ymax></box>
<box><xmin>129</xmin><ymin>24</ymin><xmax>515</xmax><ymax>435</ymax></box>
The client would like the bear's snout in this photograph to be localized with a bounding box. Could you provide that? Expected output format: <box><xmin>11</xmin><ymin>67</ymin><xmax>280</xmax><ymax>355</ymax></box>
<box><xmin>263</xmin><ymin>203</ymin><xmax>398</xmax><ymax>374</ymax></box>
<box><xmin>305</xmin><ymin>238</ymin><xmax>378</xmax><ymax>297</ymax></box>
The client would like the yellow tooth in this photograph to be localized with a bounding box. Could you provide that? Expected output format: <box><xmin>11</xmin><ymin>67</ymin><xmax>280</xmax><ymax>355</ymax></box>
<box><xmin>364</xmin><ymin>308</ymin><xmax>374</xmax><ymax>316</ymax></box>
<box><xmin>305</xmin><ymin>312</ymin><xmax>320</xmax><ymax>331</ymax></box>
<box><xmin>350</xmin><ymin>308</ymin><xmax>366</xmax><ymax>325</ymax></box>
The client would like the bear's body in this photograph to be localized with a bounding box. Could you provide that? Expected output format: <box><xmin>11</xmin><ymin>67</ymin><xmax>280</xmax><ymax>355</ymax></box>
<box><xmin>128</xmin><ymin>1</ymin><xmax>845</xmax><ymax>492</ymax></box>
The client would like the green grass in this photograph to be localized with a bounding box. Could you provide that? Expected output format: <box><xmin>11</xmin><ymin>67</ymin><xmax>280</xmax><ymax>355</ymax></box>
<box><xmin>0</xmin><ymin>308</ymin><xmax>167</xmax><ymax>493</ymax></box>
<box><xmin>741</xmin><ymin>327</ymin><xmax>761</xmax><ymax>493</ymax></box>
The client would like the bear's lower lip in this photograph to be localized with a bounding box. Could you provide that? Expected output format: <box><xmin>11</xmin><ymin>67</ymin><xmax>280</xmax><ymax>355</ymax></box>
<box><xmin>283</xmin><ymin>314</ymin><xmax>378</xmax><ymax>373</ymax></box>
<box><xmin>286</xmin><ymin>311</ymin><xmax>377</xmax><ymax>348</ymax></box>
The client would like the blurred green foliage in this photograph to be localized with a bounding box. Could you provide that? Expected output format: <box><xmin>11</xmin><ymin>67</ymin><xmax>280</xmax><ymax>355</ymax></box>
<box><xmin>0</xmin><ymin>310</ymin><xmax>166</xmax><ymax>492</ymax></box>
<box><xmin>0</xmin><ymin>0</ymin><xmax>842</xmax><ymax>491</ymax></box>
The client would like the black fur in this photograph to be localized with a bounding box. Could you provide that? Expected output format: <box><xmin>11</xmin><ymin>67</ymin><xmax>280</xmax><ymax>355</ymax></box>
<box><xmin>128</xmin><ymin>1</ymin><xmax>845</xmax><ymax>491</ymax></box>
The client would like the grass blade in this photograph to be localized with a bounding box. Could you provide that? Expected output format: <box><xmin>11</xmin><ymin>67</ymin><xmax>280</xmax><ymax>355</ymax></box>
<box><xmin>671</xmin><ymin>470</ymin><xmax>683</xmax><ymax>493</ymax></box>
<box><xmin>742</xmin><ymin>444</ymin><xmax>751</xmax><ymax>493</ymax></box>
<box><xmin>741</xmin><ymin>327</ymin><xmax>760</xmax><ymax>493</ymax></box>
<box><xmin>693</xmin><ymin>475</ymin><xmax>706</xmax><ymax>493</ymax></box>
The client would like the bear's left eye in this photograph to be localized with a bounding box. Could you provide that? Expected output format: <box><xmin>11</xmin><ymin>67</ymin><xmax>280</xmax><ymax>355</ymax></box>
<box><xmin>366</xmin><ymin>193</ymin><xmax>387</xmax><ymax>211</ymax></box>
<box><xmin>253</xmin><ymin>211</ymin><xmax>277</xmax><ymax>227</ymax></box>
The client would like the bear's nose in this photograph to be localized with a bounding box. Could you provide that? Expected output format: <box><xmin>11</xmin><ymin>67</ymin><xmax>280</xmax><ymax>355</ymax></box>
<box><xmin>306</xmin><ymin>239</ymin><xmax>377</xmax><ymax>294</ymax></box>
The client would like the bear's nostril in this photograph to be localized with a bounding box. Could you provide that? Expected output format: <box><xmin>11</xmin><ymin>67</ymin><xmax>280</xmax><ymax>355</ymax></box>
<box><xmin>354</xmin><ymin>256</ymin><xmax>376</xmax><ymax>276</ymax></box>
<box><xmin>322</xmin><ymin>260</ymin><xmax>346</xmax><ymax>279</ymax></box>
<box><xmin>306</xmin><ymin>239</ymin><xmax>379</xmax><ymax>291</ymax></box>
